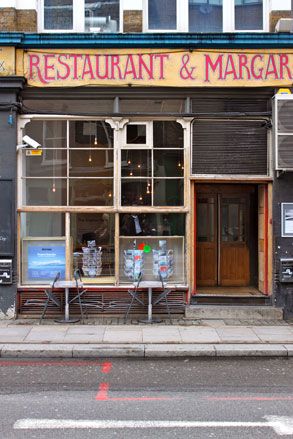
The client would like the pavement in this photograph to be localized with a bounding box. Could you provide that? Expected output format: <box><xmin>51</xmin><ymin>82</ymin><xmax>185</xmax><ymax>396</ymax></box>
<box><xmin>0</xmin><ymin>318</ymin><xmax>292</xmax><ymax>358</ymax></box>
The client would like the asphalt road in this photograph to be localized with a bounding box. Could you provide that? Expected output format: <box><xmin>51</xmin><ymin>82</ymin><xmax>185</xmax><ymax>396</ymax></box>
<box><xmin>0</xmin><ymin>357</ymin><xmax>292</xmax><ymax>438</ymax></box>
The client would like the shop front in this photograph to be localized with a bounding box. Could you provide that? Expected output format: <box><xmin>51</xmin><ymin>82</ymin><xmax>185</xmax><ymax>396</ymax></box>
<box><xmin>3</xmin><ymin>37</ymin><xmax>293</xmax><ymax>318</ymax></box>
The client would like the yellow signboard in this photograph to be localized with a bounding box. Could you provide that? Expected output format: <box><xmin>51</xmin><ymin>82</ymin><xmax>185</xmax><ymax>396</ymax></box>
<box><xmin>0</xmin><ymin>47</ymin><xmax>15</xmax><ymax>76</ymax></box>
<box><xmin>16</xmin><ymin>48</ymin><xmax>293</xmax><ymax>87</ymax></box>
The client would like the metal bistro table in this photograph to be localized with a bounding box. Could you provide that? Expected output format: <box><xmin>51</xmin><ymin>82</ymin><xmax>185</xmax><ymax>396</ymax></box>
<box><xmin>54</xmin><ymin>280</ymin><xmax>83</xmax><ymax>324</ymax></box>
<box><xmin>138</xmin><ymin>281</ymin><xmax>163</xmax><ymax>324</ymax></box>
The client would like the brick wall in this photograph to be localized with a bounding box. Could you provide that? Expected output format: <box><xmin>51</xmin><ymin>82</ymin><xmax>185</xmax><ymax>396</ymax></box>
<box><xmin>0</xmin><ymin>7</ymin><xmax>37</xmax><ymax>32</ymax></box>
<box><xmin>270</xmin><ymin>10</ymin><xmax>292</xmax><ymax>32</ymax></box>
<box><xmin>123</xmin><ymin>10</ymin><xmax>143</xmax><ymax>33</ymax></box>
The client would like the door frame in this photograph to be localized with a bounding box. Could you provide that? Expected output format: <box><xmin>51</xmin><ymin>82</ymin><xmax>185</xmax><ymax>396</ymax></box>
<box><xmin>192</xmin><ymin>183</ymin><xmax>271</xmax><ymax>296</ymax></box>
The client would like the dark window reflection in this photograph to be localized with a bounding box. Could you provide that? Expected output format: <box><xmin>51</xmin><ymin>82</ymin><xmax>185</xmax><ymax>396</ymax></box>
<box><xmin>70</xmin><ymin>121</ymin><xmax>113</xmax><ymax>148</ymax></box>
<box><xmin>154</xmin><ymin>150</ymin><xmax>184</xmax><ymax>177</ymax></box>
<box><xmin>120</xmin><ymin>213</ymin><xmax>185</xmax><ymax>236</ymax></box>
<box><xmin>126</xmin><ymin>124</ymin><xmax>146</xmax><ymax>144</ymax></box>
<box><xmin>121</xmin><ymin>180</ymin><xmax>151</xmax><ymax>206</ymax></box>
<box><xmin>70</xmin><ymin>150</ymin><xmax>113</xmax><ymax>177</ymax></box>
<box><xmin>153</xmin><ymin>121</ymin><xmax>183</xmax><ymax>148</ymax></box>
<box><xmin>154</xmin><ymin>179</ymin><xmax>184</xmax><ymax>206</ymax></box>
<box><xmin>121</xmin><ymin>150</ymin><xmax>151</xmax><ymax>177</ymax></box>
<box><xmin>69</xmin><ymin>179</ymin><xmax>113</xmax><ymax>206</ymax></box>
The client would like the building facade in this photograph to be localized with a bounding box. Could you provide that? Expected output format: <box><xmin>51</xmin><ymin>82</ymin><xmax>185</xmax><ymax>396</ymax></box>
<box><xmin>1</xmin><ymin>0</ymin><xmax>293</xmax><ymax>319</ymax></box>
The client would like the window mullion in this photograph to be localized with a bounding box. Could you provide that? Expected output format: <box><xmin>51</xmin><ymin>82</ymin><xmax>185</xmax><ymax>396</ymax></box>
<box><xmin>74</xmin><ymin>0</ymin><xmax>85</xmax><ymax>32</ymax></box>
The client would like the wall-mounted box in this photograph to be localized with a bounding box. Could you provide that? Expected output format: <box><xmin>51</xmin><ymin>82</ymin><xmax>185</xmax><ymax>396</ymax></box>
<box><xmin>279</xmin><ymin>258</ymin><xmax>293</xmax><ymax>283</ymax></box>
<box><xmin>0</xmin><ymin>259</ymin><xmax>12</xmax><ymax>285</ymax></box>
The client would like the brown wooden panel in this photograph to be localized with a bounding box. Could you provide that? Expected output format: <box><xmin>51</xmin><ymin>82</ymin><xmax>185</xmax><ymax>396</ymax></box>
<box><xmin>197</xmin><ymin>243</ymin><xmax>217</xmax><ymax>286</ymax></box>
<box><xmin>220</xmin><ymin>245</ymin><xmax>250</xmax><ymax>286</ymax></box>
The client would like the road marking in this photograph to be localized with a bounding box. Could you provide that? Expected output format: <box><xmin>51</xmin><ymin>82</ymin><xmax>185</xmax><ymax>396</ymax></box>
<box><xmin>13</xmin><ymin>417</ymin><xmax>293</xmax><ymax>435</ymax></box>
<box><xmin>101</xmin><ymin>362</ymin><xmax>112</xmax><ymax>374</ymax></box>
<box><xmin>95</xmin><ymin>382</ymin><xmax>176</xmax><ymax>401</ymax></box>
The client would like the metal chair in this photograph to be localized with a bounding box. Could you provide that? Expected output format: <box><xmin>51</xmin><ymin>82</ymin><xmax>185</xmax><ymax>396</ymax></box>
<box><xmin>124</xmin><ymin>272</ymin><xmax>143</xmax><ymax>323</ymax></box>
<box><xmin>23</xmin><ymin>272</ymin><xmax>62</xmax><ymax>324</ymax></box>
<box><xmin>69</xmin><ymin>269</ymin><xmax>103</xmax><ymax>322</ymax></box>
<box><xmin>152</xmin><ymin>272</ymin><xmax>173</xmax><ymax>324</ymax></box>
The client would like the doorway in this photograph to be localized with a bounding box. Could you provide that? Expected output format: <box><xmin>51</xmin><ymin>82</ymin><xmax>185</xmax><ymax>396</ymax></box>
<box><xmin>196</xmin><ymin>185</ymin><xmax>258</xmax><ymax>288</ymax></box>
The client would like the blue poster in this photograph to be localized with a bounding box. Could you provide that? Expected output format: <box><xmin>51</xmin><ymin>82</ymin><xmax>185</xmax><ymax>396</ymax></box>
<box><xmin>27</xmin><ymin>244</ymin><xmax>65</xmax><ymax>280</ymax></box>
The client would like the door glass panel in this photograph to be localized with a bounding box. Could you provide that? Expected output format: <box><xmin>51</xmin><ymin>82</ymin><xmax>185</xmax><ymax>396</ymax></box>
<box><xmin>221</xmin><ymin>197</ymin><xmax>245</xmax><ymax>242</ymax></box>
<box><xmin>197</xmin><ymin>197</ymin><xmax>215</xmax><ymax>242</ymax></box>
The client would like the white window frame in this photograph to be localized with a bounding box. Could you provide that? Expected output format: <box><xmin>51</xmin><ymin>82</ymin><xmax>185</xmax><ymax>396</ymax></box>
<box><xmin>38</xmin><ymin>0</ymin><xmax>122</xmax><ymax>33</ymax></box>
<box><xmin>122</xmin><ymin>122</ymin><xmax>153</xmax><ymax>149</ymax></box>
<box><xmin>143</xmin><ymin>0</ymin><xmax>268</xmax><ymax>33</ymax></box>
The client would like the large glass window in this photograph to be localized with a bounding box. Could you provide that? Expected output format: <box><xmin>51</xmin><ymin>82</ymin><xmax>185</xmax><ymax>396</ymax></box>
<box><xmin>235</xmin><ymin>0</ymin><xmax>263</xmax><ymax>30</ymax></box>
<box><xmin>44</xmin><ymin>0</ymin><xmax>73</xmax><ymax>30</ymax></box>
<box><xmin>148</xmin><ymin>0</ymin><xmax>177</xmax><ymax>30</ymax></box>
<box><xmin>71</xmin><ymin>213</ymin><xmax>115</xmax><ymax>283</ymax></box>
<box><xmin>189</xmin><ymin>0</ymin><xmax>223</xmax><ymax>32</ymax></box>
<box><xmin>85</xmin><ymin>0</ymin><xmax>119</xmax><ymax>32</ymax></box>
<box><xmin>119</xmin><ymin>213</ymin><xmax>185</xmax><ymax>283</ymax></box>
<box><xmin>121</xmin><ymin>121</ymin><xmax>184</xmax><ymax>207</ymax></box>
<box><xmin>22</xmin><ymin>120</ymin><xmax>114</xmax><ymax>207</ymax></box>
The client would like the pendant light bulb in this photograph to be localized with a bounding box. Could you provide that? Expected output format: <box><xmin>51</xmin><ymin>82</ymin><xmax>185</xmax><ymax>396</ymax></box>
<box><xmin>94</xmin><ymin>136</ymin><xmax>98</xmax><ymax>146</ymax></box>
<box><xmin>52</xmin><ymin>183</ymin><xmax>56</xmax><ymax>193</ymax></box>
<box><xmin>89</xmin><ymin>154</ymin><xmax>92</xmax><ymax>163</ymax></box>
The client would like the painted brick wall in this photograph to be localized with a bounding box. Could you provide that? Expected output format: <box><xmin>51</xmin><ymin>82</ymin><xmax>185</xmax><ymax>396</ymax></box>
<box><xmin>270</xmin><ymin>10</ymin><xmax>292</xmax><ymax>32</ymax></box>
<box><xmin>123</xmin><ymin>10</ymin><xmax>143</xmax><ymax>32</ymax></box>
<box><xmin>0</xmin><ymin>7</ymin><xmax>37</xmax><ymax>32</ymax></box>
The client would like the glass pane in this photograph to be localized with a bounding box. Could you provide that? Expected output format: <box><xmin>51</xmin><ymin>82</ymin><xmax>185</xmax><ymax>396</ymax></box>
<box><xmin>154</xmin><ymin>179</ymin><xmax>184</xmax><ymax>206</ymax></box>
<box><xmin>126</xmin><ymin>124</ymin><xmax>146</xmax><ymax>144</ymax></box>
<box><xmin>235</xmin><ymin>0</ymin><xmax>263</xmax><ymax>30</ymax></box>
<box><xmin>25</xmin><ymin>179</ymin><xmax>67</xmax><ymax>206</ymax></box>
<box><xmin>69</xmin><ymin>150</ymin><xmax>113</xmax><ymax>177</ymax></box>
<box><xmin>119</xmin><ymin>99</ymin><xmax>185</xmax><ymax>113</ymax></box>
<box><xmin>121</xmin><ymin>179</ymin><xmax>151</xmax><ymax>206</ymax></box>
<box><xmin>44</xmin><ymin>0</ymin><xmax>73</xmax><ymax>30</ymax></box>
<box><xmin>189</xmin><ymin>0</ymin><xmax>223</xmax><ymax>32</ymax></box>
<box><xmin>120</xmin><ymin>213</ymin><xmax>185</xmax><ymax>236</ymax></box>
<box><xmin>121</xmin><ymin>150</ymin><xmax>151</xmax><ymax>177</ymax></box>
<box><xmin>71</xmin><ymin>213</ymin><xmax>115</xmax><ymax>281</ymax></box>
<box><xmin>25</xmin><ymin>120</ymin><xmax>67</xmax><ymax>149</ymax></box>
<box><xmin>21</xmin><ymin>212</ymin><xmax>65</xmax><ymax>237</ymax></box>
<box><xmin>153</xmin><ymin>121</ymin><xmax>183</xmax><ymax>148</ymax></box>
<box><xmin>69</xmin><ymin>179</ymin><xmax>113</xmax><ymax>206</ymax></box>
<box><xmin>70</xmin><ymin>121</ymin><xmax>113</xmax><ymax>148</ymax></box>
<box><xmin>24</xmin><ymin>150</ymin><xmax>67</xmax><ymax>177</ymax></box>
<box><xmin>85</xmin><ymin>0</ymin><xmax>119</xmax><ymax>32</ymax></box>
<box><xmin>148</xmin><ymin>0</ymin><xmax>177</xmax><ymax>29</ymax></box>
<box><xmin>221</xmin><ymin>198</ymin><xmax>245</xmax><ymax>242</ymax></box>
<box><xmin>154</xmin><ymin>150</ymin><xmax>184</xmax><ymax>177</ymax></box>
<box><xmin>119</xmin><ymin>236</ymin><xmax>185</xmax><ymax>283</ymax></box>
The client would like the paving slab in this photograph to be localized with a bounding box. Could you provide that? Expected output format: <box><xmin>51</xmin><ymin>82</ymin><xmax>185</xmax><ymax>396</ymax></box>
<box><xmin>23</xmin><ymin>326</ymin><xmax>68</xmax><ymax>343</ymax></box>
<box><xmin>179</xmin><ymin>327</ymin><xmax>220</xmax><ymax>343</ymax></box>
<box><xmin>72</xmin><ymin>344</ymin><xmax>145</xmax><ymax>358</ymax></box>
<box><xmin>103</xmin><ymin>327</ymin><xmax>143</xmax><ymax>343</ymax></box>
<box><xmin>215</xmin><ymin>344</ymin><xmax>288</xmax><ymax>357</ymax></box>
<box><xmin>0</xmin><ymin>326</ymin><xmax>32</xmax><ymax>343</ymax></box>
<box><xmin>145</xmin><ymin>344</ymin><xmax>216</xmax><ymax>357</ymax></box>
<box><xmin>62</xmin><ymin>326</ymin><xmax>106</xmax><ymax>343</ymax></box>
<box><xmin>216</xmin><ymin>327</ymin><xmax>261</xmax><ymax>343</ymax></box>
<box><xmin>0</xmin><ymin>344</ymin><xmax>73</xmax><ymax>358</ymax></box>
<box><xmin>251</xmin><ymin>326</ymin><xmax>293</xmax><ymax>343</ymax></box>
<box><xmin>142</xmin><ymin>326</ymin><xmax>181</xmax><ymax>343</ymax></box>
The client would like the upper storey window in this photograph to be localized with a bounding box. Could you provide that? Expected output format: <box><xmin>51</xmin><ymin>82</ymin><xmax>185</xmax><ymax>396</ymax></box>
<box><xmin>41</xmin><ymin>0</ymin><xmax>120</xmax><ymax>32</ymax></box>
<box><xmin>144</xmin><ymin>0</ymin><xmax>267</xmax><ymax>32</ymax></box>
<box><xmin>148</xmin><ymin>0</ymin><xmax>177</xmax><ymax>30</ymax></box>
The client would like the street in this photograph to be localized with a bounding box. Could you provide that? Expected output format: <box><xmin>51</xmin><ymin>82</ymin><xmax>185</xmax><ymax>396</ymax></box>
<box><xmin>0</xmin><ymin>357</ymin><xmax>292</xmax><ymax>438</ymax></box>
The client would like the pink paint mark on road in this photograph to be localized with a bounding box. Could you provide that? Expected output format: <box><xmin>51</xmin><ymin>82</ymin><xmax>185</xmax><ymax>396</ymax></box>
<box><xmin>96</xmin><ymin>382</ymin><xmax>110</xmax><ymax>400</ymax></box>
<box><xmin>101</xmin><ymin>362</ymin><xmax>112</xmax><ymax>374</ymax></box>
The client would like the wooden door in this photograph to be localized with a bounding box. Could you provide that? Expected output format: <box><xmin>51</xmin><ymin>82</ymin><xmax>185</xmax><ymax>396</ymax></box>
<box><xmin>196</xmin><ymin>186</ymin><xmax>251</xmax><ymax>287</ymax></box>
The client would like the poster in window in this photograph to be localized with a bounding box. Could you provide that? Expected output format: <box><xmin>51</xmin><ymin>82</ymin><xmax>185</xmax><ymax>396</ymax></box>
<box><xmin>22</xmin><ymin>238</ymin><xmax>66</xmax><ymax>283</ymax></box>
<box><xmin>281</xmin><ymin>203</ymin><xmax>293</xmax><ymax>237</ymax></box>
